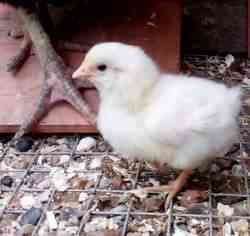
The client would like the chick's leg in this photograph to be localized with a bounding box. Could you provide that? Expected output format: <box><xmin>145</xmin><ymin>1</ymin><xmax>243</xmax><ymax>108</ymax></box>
<box><xmin>131</xmin><ymin>169</ymin><xmax>192</xmax><ymax>210</ymax></box>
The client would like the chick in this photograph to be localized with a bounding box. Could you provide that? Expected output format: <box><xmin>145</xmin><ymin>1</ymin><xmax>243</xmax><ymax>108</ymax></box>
<box><xmin>73</xmin><ymin>42</ymin><xmax>242</xmax><ymax>208</ymax></box>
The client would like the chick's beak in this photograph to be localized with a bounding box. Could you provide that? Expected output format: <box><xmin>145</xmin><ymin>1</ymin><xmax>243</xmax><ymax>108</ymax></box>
<box><xmin>72</xmin><ymin>64</ymin><xmax>95</xmax><ymax>80</ymax></box>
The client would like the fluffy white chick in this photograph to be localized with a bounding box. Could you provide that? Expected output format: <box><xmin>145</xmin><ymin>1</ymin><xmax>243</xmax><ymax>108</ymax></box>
<box><xmin>73</xmin><ymin>42</ymin><xmax>242</xmax><ymax>207</ymax></box>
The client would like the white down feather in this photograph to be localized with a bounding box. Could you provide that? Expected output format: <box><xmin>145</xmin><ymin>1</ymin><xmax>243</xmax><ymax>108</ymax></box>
<box><xmin>75</xmin><ymin>42</ymin><xmax>242</xmax><ymax>171</ymax></box>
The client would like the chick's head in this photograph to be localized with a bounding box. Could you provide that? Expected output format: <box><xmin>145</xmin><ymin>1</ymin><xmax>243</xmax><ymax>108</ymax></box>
<box><xmin>72</xmin><ymin>42</ymin><xmax>160</xmax><ymax>100</ymax></box>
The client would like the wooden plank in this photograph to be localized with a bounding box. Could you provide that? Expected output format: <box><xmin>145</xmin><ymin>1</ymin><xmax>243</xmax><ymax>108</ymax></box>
<box><xmin>0</xmin><ymin>0</ymin><xmax>182</xmax><ymax>133</ymax></box>
<box><xmin>248</xmin><ymin>0</ymin><xmax>250</xmax><ymax>57</ymax></box>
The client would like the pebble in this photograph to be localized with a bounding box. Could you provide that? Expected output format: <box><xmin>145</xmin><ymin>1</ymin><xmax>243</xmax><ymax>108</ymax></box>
<box><xmin>0</xmin><ymin>196</ymin><xmax>9</xmax><ymax>210</ymax></box>
<box><xmin>223</xmin><ymin>222</ymin><xmax>232</xmax><ymax>236</ymax></box>
<box><xmin>68</xmin><ymin>215</ymin><xmax>79</xmax><ymax>225</ymax></box>
<box><xmin>18</xmin><ymin>224</ymin><xmax>35</xmax><ymax>235</ymax></box>
<box><xmin>76</xmin><ymin>137</ymin><xmax>96</xmax><ymax>152</ymax></box>
<box><xmin>38</xmin><ymin>220</ymin><xmax>49</xmax><ymax>236</ymax></box>
<box><xmin>68</xmin><ymin>161</ymin><xmax>87</xmax><ymax>172</ymax></box>
<box><xmin>233</xmin><ymin>200</ymin><xmax>249</xmax><ymax>216</ymax></box>
<box><xmin>37</xmin><ymin>179</ymin><xmax>50</xmax><ymax>189</ymax></box>
<box><xmin>40</xmin><ymin>145</ymin><xmax>57</xmax><ymax>154</ymax></box>
<box><xmin>46</xmin><ymin>211</ymin><xmax>58</xmax><ymax>230</ymax></box>
<box><xmin>19</xmin><ymin>207</ymin><xmax>43</xmax><ymax>226</ymax></box>
<box><xmin>60</xmin><ymin>207</ymin><xmax>83</xmax><ymax>221</ymax></box>
<box><xmin>49</xmin><ymin>167</ymin><xmax>69</xmax><ymax>191</ymax></box>
<box><xmin>225</xmin><ymin>54</ymin><xmax>235</xmax><ymax>68</ymax></box>
<box><xmin>99</xmin><ymin>176</ymin><xmax>112</xmax><ymax>189</ymax></box>
<box><xmin>217</xmin><ymin>203</ymin><xmax>234</xmax><ymax>217</ymax></box>
<box><xmin>89</xmin><ymin>158</ymin><xmax>102</xmax><ymax>169</ymax></box>
<box><xmin>65</xmin><ymin>226</ymin><xmax>79</xmax><ymax>235</ymax></box>
<box><xmin>0</xmin><ymin>175</ymin><xmax>14</xmax><ymax>187</ymax></box>
<box><xmin>79</xmin><ymin>192</ymin><xmax>89</xmax><ymax>202</ymax></box>
<box><xmin>84</xmin><ymin>217</ymin><xmax>119</xmax><ymax>233</ymax></box>
<box><xmin>15</xmin><ymin>137</ymin><xmax>34</xmax><ymax>152</ymax></box>
<box><xmin>59</xmin><ymin>155</ymin><xmax>70</xmax><ymax>165</ymax></box>
<box><xmin>20</xmin><ymin>194</ymin><xmax>37</xmax><ymax>209</ymax></box>
<box><xmin>231</xmin><ymin>219</ymin><xmax>249</xmax><ymax>234</ymax></box>
<box><xmin>56</xmin><ymin>138</ymin><xmax>68</xmax><ymax>145</ymax></box>
<box><xmin>232</xmin><ymin>164</ymin><xmax>245</xmax><ymax>176</ymax></box>
<box><xmin>37</xmin><ymin>191</ymin><xmax>50</xmax><ymax>203</ymax></box>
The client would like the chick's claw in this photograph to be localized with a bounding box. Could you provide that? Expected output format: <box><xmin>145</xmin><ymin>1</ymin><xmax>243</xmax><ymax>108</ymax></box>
<box><xmin>129</xmin><ymin>169</ymin><xmax>192</xmax><ymax>211</ymax></box>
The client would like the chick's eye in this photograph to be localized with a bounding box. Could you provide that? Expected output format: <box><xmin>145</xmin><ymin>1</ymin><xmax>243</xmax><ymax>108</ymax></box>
<box><xmin>97</xmin><ymin>64</ymin><xmax>107</xmax><ymax>71</ymax></box>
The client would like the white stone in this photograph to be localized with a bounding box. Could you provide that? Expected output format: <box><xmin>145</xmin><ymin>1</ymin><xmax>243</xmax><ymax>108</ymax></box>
<box><xmin>37</xmin><ymin>179</ymin><xmax>50</xmax><ymax>189</ymax></box>
<box><xmin>148</xmin><ymin>178</ymin><xmax>160</xmax><ymax>187</ymax></box>
<box><xmin>225</xmin><ymin>54</ymin><xmax>235</xmax><ymax>68</ymax></box>
<box><xmin>190</xmin><ymin>218</ymin><xmax>200</xmax><ymax>226</ymax></box>
<box><xmin>1</xmin><ymin>161</ymin><xmax>13</xmax><ymax>171</ymax></box>
<box><xmin>78</xmin><ymin>192</ymin><xmax>88</xmax><ymax>202</ymax></box>
<box><xmin>112</xmin><ymin>166</ymin><xmax>128</xmax><ymax>177</ymax></box>
<box><xmin>173</xmin><ymin>225</ymin><xmax>190</xmax><ymax>236</ymax></box>
<box><xmin>232</xmin><ymin>164</ymin><xmax>244</xmax><ymax>176</ymax></box>
<box><xmin>58</xmin><ymin>221</ymin><xmax>67</xmax><ymax>230</ymax></box>
<box><xmin>65</xmin><ymin>226</ymin><xmax>79</xmax><ymax>234</ymax></box>
<box><xmin>49</xmin><ymin>167</ymin><xmax>69</xmax><ymax>191</ymax></box>
<box><xmin>76</xmin><ymin>137</ymin><xmax>96</xmax><ymax>152</ymax></box>
<box><xmin>108</xmin><ymin>155</ymin><xmax>120</xmax><ymax>162</ymax></box>
<box><xmin>37</xmin><ymin>191</ymin><xmax>50</xmax><ymax>203</ymax></box>
<box><xmin>46</xmin><ymin>211</ymin><xmax>58</xmax><ymax>230</ymax></box>
<box><xmin>0</xmin><ymin>196</ymin><xmax>10</xmax><ymax>210</ymax></box>
<box><xmin>66</xmin><ymin>172</ymin><xmax>76</xmax><ymax>180</ymax></box>
<box><xmin>20</xmin><ymin>194</ymin><xmax>37</xmax><ymax>209</ymax></box>
<box><xmin>89</xmin><ymin>158</ymin><xmax>102</xmax><ymax>169</ymax></box>
<box><xmin>56</xmin><ymin>138</ymin><xmax>67</xmax><ymax>145</ymax></box>
<box><xmin>84</xmin><ymin>217</ymin><xmax>119</xmax><ymax>232</ymax></box>
<box><xmin>231</xmin><ymin>219</ymin><xmax>249</xmax><ymax>234</ymax></box>
<box><xmin>217</xmin><ymin>203</ymin><xmax>234</xmax><ymax>217</ymax></box>
<box><xmin>59</xmin><ymin>155</ymin><xmax>70</xmax><ymax>165</ymax></box>
<box><xmin>68</xmin><ymin>161</ymin><xmax>87</xmax><ymax>172</ymax></box>
<box><xmin>79</xmin><ymin>172</ymin><xmax>99</xmax><ymax>182</ymax></box>
<box><xmin>40</xmin><ymin>146</ymin><xmax>57</xmax><ymax>154</ymax></box>
<box><xmin>129</xmin><ymin>189</ymin><xmax>148</xmax><ymax>200</ymax></box>
<box><xmin>138</xmin><ymin>220</ymin><xmax>154</xmax><ymax>232</ymax></box>
<box><xmin>243</xmin><ymin>78</ymin><xmax>250</xmax><ymax>87</ymax></box>
<box><xmin>38</xmin><ymin>220</ymin><xmax>49</xmax><ymax>236</ymax></box>
<box><xmin>223</xmin><ymin>222</ymin><xmax>232</xmax><ymax>236</ymax></box>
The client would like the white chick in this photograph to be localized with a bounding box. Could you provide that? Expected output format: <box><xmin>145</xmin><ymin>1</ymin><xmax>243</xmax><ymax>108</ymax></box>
<box><xmin>73</xmin><ymin>42</ymin><xmax>242</xmax><ymax>208</ymax></box>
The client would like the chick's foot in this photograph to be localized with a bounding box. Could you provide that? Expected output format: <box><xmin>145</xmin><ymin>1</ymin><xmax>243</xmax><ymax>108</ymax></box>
<box><xmin>130</xmin><ymin>169</ymin><xmax>192</xmax><ymax>211</ymax></box>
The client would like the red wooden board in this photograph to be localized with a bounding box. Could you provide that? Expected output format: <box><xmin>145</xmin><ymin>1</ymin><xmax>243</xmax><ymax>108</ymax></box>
<box><xmin>0</xmin><ymin>1</ymin><xmax>182</xmax><ymax>133</ymax></box>
<box><xmin>248</xmin><ymin>0</ymin><xmax>250</xmax><ymax>57</ymax></box>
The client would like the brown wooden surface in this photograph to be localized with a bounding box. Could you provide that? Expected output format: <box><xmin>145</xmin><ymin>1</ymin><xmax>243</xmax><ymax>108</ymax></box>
<box><xmin>0</xmin><ymin>0</ymin><xmax>182</xmax><ymax>133</ymax></box>
<box><xmin>248</xmin><ymin>0</ymin><xmax>250</xmax><ymax>57</ymax></box>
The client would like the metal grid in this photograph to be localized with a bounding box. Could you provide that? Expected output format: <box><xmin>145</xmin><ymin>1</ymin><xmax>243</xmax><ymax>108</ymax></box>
<box><xmin>0</xmin><ymin>55</ymin><xmax>250</xmax><ymax>235</ymax></box>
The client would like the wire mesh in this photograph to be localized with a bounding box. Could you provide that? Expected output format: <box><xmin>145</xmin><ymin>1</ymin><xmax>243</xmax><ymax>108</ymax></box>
<box><xmin>0</xmin><ymin>55</ymin><xmax>250</xmax><ymax>235</ymax></box>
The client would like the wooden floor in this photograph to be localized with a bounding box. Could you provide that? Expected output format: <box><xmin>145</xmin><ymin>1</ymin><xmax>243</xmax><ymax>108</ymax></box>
<box><xmin>0</xmin><ymin>1</ymin><xmax>182</xmax><ymax>133</ymax></box>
